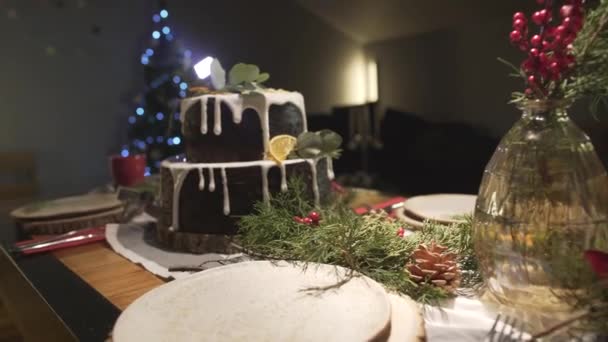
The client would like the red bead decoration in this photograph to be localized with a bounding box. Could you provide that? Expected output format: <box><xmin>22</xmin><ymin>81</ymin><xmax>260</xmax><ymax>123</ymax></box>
<box><xmin>560</xmin><ymin>5</ymin><xmax>574</xmax><ymax>18</ymax></box>
<box><xmin>532</xmin><ymin>11</ymin><xmax>545</xmax><ymax>25</ymax></box>
<box><xmin>307</xmin><ymin>211</ymin><xmax>321</xmax><ymax>223</ymax></box>
<box><xmin>513</xmin><ymin>12</ymin><xmax>527</xmax><ymax>21</ymax></box>
<box><xmin>530</xmin><ymin>34</ymin><xmax>542</xmax><ymax>47</ymax></box>
<box><xmin>510</xmin><ymin>30</ymin><xmax>523</xmax><ymax>43</ymax></box>
<box><xmin>513</xmin><ymin>18</ymin><xmax>527</xmax><ymax>31</ymax></box>
<box><xmin>529</xmin><ymin>48</ymin><xmax>540</xmax><ymax>57</ymax></box>
<box><xmin>302</xmin><ymin>217</ymin><xmax>314</xmax><ymax>225</ymax></box>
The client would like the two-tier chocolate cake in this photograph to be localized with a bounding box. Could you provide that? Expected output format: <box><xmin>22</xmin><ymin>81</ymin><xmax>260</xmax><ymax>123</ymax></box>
<box><xmin>157</xmin><ymin>85</ymin><xmax>334</xmax><ymax>253</ymax></box>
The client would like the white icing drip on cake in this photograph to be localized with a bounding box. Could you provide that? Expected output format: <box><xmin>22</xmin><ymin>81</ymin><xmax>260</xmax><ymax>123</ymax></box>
<box><xmin>261</xmin><ymin>164</ymin><xmax>271</xmax><ymax>203</ymax></box>
<box><xmin>213</xmin><ymin>99</ymin><xmax>222</xmax><ymax>135</ymax></box>
<box><xmin>279</xmin><ymin>163</ymin><xmax>287</xmax><ymax>192</ymax></box>
<box><xmin>169</xmin><ymin>168</ymin><xmax>188</xmax><ymax>231</ymax></box>
<box><xmin>180</xmin><ymin>90</ymin><xmax>307</xmax><ymax>154</ymax></box>
<box><xmin>221</xmin><ymin>168</ymin><xmax>230</xmax><ymax>215</ymax></box>
<box><xmin>197</xmin><ymin>168</ymin><xmax>205</xmax><ymax>190</ymax></box>
<box><xmin>306</xmin><ymin>159</ymin><xmax>320</xmax><ymax>208</ymax></box>
<box><xmin>326</xmin><ymin>157</ymin><xmax>335</xmax><ymax>180</ymax></box>
<box><xmin>208</xmin><ymin>168</ymin><xmax>216</xmax><ymax>192</ymax></box>
<box><xmin>163</xmin><ymin>158</ymin><xmax>328</xmax><ymax>230</ymax></box>
<box><xmin>200</xmin><ymin>97</ymin><xmax>208</xmax><ymax>134</ymax></box>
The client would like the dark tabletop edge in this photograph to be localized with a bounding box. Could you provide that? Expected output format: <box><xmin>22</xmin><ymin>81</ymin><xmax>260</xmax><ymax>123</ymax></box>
<box><xmin>1</xmin><ymin>220</ymin><xmax>121</xmax><ymax>342</ymax></box>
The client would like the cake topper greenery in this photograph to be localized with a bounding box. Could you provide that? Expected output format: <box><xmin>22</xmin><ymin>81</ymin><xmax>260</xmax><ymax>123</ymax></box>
<box><xmin>501</xmin><ymin>0</ymin><xmax>608</xmax><ymax>114</ymax></box>
<box><xmin>189</xmin><ymin>58</ymin><xmax>270</xmax><ymax>95</ymax></box>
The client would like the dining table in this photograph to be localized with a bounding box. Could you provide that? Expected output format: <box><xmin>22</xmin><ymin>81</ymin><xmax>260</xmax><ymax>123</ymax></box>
<box><xmin>0</xmin><ymin>188</ymin><xmax>400</xmax><ymax>341</ymax></box>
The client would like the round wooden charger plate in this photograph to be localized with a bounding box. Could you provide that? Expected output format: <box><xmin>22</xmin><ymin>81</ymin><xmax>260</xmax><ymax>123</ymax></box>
<box><xmin>16</xmin><ymin>207</ymin><xmax>124</xmax><ymax>234</ymax></box>
<box><xmin>10</xmin><ymin>193</ymin><xmax>122</xmax><ymax>220</ymax></box>
<box><xmin>112</xmin><ymin>261</ymin><xmax>425</xmax><ymax>342</ymax></box>
<box><xmin>402</xmin><ymin>194</ymin><xmax>476</xmax><ymax>224</ymax></box>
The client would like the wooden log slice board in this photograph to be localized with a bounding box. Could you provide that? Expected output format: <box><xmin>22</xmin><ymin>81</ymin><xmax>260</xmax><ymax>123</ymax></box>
<box><xmin>112</xmin><ymin>261</ymin><xmax>424</xmax><ymax>342</ymax></box>
<box><xmin>10</xmin><ymin>193</ymin><xmax>123</xmax><ymax>234</ymax></box>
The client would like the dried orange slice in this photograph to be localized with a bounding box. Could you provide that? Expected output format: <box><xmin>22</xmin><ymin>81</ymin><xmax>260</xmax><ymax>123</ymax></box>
<box><xmin>268</xmin><ymin>135</ymin><xmax>297</xmax><ymax>163</ymax></box>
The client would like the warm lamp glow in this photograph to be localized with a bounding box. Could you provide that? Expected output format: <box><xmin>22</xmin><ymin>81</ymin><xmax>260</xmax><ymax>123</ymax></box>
<box><xmin>194</xmin><ymin>56</ymin><xmax>214</xmax><ymax>79</ymax></box>
<box><xmin>366</xmin><ymin>59</ymin><xmax>378</xmax><ymax>102</ymax></box>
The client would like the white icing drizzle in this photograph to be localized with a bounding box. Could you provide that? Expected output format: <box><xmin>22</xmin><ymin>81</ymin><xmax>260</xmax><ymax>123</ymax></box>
<box><xmin>200</xmin><ymin>97</ymin><xmax>208</xmax><ymax>134</ymax></box>
<box><xmin>306</xmin><ymin>159</ymin><xmax>320</xmax><ymax>207</ymax></box>
<box><xmin>279</xmin><ymin>163</ymin><xmax>288</xmax><ymax>192</ymax></box>
<box><xmin>221</xmin><ymin>168</ymin><xmax>230</xmax><ymax>215</ymax></box>
<box><xmin>197</xmin><ymin>167</ymin><xmax>205</xmax><ymax>190</ymax></box>
<box><xmin>179</xmin><ymin>97</ymin><xmax>197</xmax><ymax>127</ymax></box>
<box><xmin>326</xmin><ymin>157</ymin><xmax>335</xmax><ymax>180</ymax></box>
<box><xmin>213</xmin><ymin>98</ymin><xmax>222</xmax><ymax>135</ymax></box>
<box><xmin>169</xmin><ymin>168</ymin><xmax>188</xmax><ymax>231</ymax></box>
<box><xmin>261</xmin><ymin>164</ymin><xmax>271</xmax><ymax>203</ymax></box>
<box><xmin>179</xmin><ymin>91</ymin><xmax>308</xmax><ymax>154</ymax></box>
<box><xmin>208</xmin><ymin>167</ymin><xmax>216</xmax><ymax>192</ymax></box>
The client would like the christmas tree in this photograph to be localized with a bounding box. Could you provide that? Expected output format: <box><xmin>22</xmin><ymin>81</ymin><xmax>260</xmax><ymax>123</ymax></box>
<box><xmin>124</xmin><ymin>0</ymin><xmax>193</xmax><ymax>174</ymax></box>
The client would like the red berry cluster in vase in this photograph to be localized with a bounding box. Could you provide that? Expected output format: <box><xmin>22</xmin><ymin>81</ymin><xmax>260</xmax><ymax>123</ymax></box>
<box><xmin>509</xmin><ymin>0</ymin><xmax>585</xmax><ymax>97</ymax></box>
<box><xmin>293</xmin><ymin>211</ymin><xmax>321</xmax><ymax>226</ymax></box>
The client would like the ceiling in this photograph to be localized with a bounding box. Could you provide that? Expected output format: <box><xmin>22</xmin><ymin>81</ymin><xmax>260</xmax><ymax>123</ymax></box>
<box><xmin>296</xmin><ymin>0</ymin><xmax>521</xmax><ymax>43</ymax></box>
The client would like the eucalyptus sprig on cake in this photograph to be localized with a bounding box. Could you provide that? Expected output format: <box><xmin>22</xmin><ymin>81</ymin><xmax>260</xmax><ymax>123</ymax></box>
<box><xmin>189</xmin><ymin>58</ymin><xmax>271</xmax><ymax>95</ymax></box>
<box><xmin>237</xmin><ymin>178</ymin><xmax>481</xmax><ymax>304</ymax></box>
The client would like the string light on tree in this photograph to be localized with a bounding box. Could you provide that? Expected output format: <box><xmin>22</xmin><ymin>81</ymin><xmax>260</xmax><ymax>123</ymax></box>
<box><xmin>125</xmin><ymin>0</ymin><xmax>194</xmax><ymax>172</ymax></box>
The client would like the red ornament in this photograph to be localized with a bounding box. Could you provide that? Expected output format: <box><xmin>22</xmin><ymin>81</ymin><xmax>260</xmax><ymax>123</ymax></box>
<box><xmin>397</xmin><ymin>227</ymin><xmax>405</xmax><ymax>238</ymax></box>
<box><xmin>307</xmin><ymin>211</ymin><xmax>321</xmax><ymax>223</ymax></box>
<box><xmin>293</xmin><ymin>216</ymin><xmax>304</xmax><ymax>224</ymax></box>
<box><xmin>584</xmin><ymin>250</ymin><xmax>608</xmax><ymax>279</ymax></box>
<box><xmin>527</xmin><ymin>75</ymin><xmax>537</xmax><ymax>85</ymax></box>
<box><xmin>513</xmin><ymin>18</ymin><xmax>527</xmax><ymax>31</ymax></box>
<box><xmin>510</xmin><ymin>30</ymin><xmax>523</xmax><ymax>43</ymax></box>
<box><xmin>302</xmin><ymin>217</ymin><xmax>313</xmax><ymax>225</ymax></box>
<box><xmin>525</xmin><ymin>88</ymin><xmax>534</xmax><ymax>96</ymax></box>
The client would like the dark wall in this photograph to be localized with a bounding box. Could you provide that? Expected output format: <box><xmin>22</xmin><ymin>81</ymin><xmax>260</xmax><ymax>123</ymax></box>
<box><xmin>0</xmin><ymin>0</ymin><xmax>362</xmax><ymax>197</ymax></box>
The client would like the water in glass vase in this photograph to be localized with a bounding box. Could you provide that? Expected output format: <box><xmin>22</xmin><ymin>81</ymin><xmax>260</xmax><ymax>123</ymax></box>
<box><xmin>473</xmin><ymin>100</ymin><xmax>608</xmax><ymax>313</ymax></box>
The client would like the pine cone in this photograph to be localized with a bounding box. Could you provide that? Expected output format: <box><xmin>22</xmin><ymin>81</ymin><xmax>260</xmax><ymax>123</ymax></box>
<box><xmin>405</xmin><ymin>242</ymin><xmax>461</xmax><ymax>292</ymax></box>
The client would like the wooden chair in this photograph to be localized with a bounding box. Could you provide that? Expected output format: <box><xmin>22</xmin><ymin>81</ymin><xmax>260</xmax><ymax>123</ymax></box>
<box><xmin>0</xmin><ymin>152</ymin><xmax>39</xmax><ymax>222</ymax></box>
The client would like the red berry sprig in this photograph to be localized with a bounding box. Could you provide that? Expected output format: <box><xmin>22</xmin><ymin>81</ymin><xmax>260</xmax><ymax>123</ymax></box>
<box><xmin>293</xmin><ymin>211</ymin><xmax>322</xmax><ymax>227</ymax></box>
<box><xmin>510</xmin><ymin>0</ymin><xmax>585</xmax><ymax>97</ymax></box>
<box><xmin>396</xmin><ymin>227</ymin><xmax>405</xmax><ymax>238</ymax></box>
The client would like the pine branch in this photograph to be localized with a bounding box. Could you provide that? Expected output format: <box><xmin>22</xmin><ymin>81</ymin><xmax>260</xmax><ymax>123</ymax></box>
<box><xmin>238</xmin><ymin>178</ymin><xmax>481</xmax><ymax>304</ymax></box>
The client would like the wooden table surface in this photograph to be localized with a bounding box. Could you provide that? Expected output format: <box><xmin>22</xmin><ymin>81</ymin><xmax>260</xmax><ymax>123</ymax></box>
<box><xmin>50</xmin><ymin>188</ymin><xmax>396</xmax><ymax>311</ymax></box>
<box><xmin>53</xmin><ymin>242</ymin><xmax>165</xmax><ymax>310</ymax></box>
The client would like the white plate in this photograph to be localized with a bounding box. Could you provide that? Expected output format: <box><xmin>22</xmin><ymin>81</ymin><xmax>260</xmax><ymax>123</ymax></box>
<box><xmin>113</xmin><ymin>261</ymin><xmax>403</xmax><ymax>342</ymax></box>
<box><xmin>402</xmin><ymin>194</ymin><xmax>476</xmax><ymax>224</ymax></box>
<box><xmin>394</xmin><ymin>207</ymin><xmax>425</xmax><ymax>229</ymax></box>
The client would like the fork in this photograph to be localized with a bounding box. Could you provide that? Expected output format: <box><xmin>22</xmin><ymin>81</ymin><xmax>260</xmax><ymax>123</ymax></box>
<box><xmin>486</xmin><ymin>313</ymin><xmax>530</xmax><ymax>342</ymax></box>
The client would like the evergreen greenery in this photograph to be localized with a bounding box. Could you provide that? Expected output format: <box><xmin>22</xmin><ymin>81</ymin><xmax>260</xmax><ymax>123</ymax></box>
<box><xmin>238</xmin><ymin>178</ymin><xmax>480</xmax><ymax>304</ymax></box>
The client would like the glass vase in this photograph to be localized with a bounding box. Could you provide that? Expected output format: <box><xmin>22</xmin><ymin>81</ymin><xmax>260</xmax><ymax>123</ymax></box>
<box><xmin>473</xmin><ymin>99</ymin><xmax>608</xmax><ymax>312</ymax></box>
